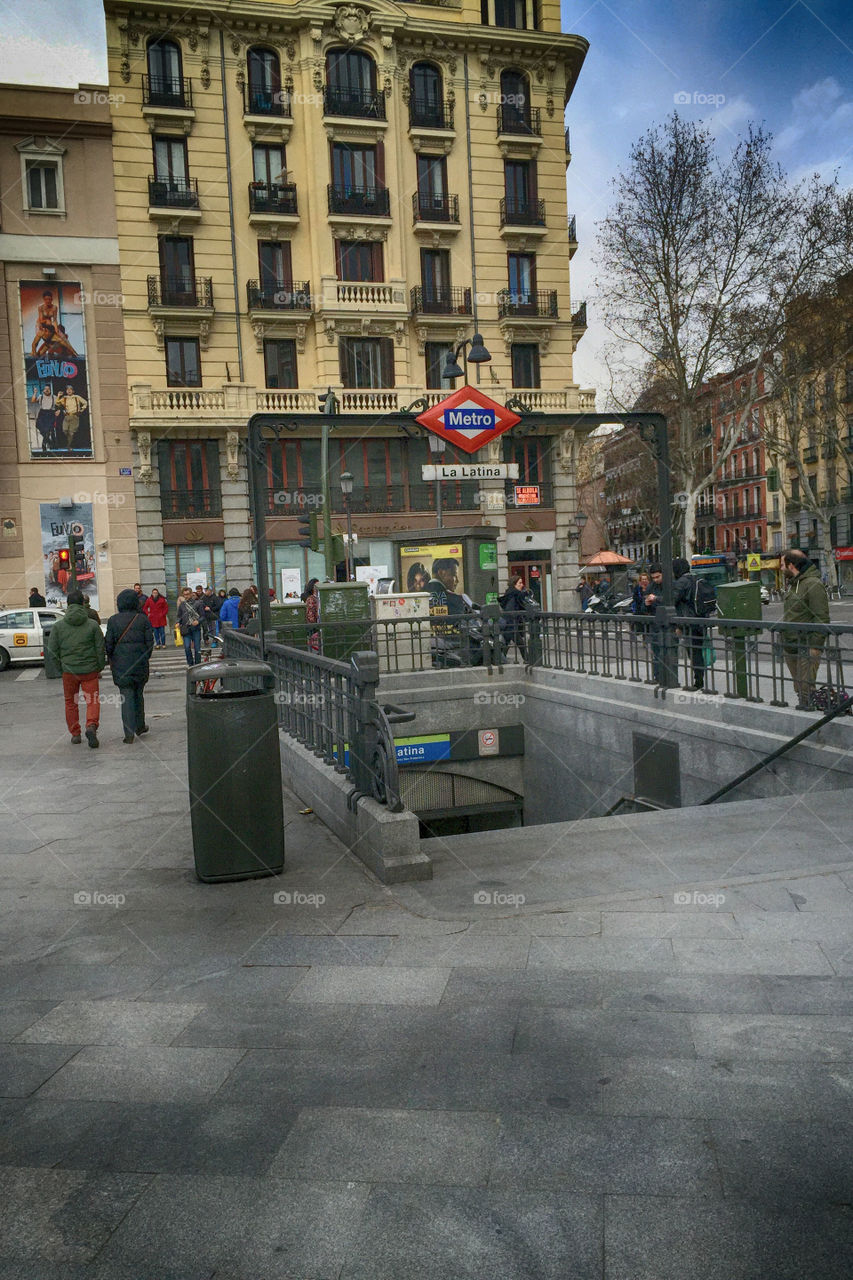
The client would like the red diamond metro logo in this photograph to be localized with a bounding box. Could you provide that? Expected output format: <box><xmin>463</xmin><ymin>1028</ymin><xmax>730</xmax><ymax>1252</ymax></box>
<box><xmin>414</xmin><ymin>385</ymin><xmax>521</xmax><ymax>455</ymax></box>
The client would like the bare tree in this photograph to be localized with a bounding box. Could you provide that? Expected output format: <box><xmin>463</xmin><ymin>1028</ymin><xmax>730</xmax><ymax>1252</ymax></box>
<box><xmin>596</xmin><ymin>114</ymin><xmax>850</xmax><ymax>552</ymax></box>
<box><xmin>576</xmin><ymin>430</ymin><xmax>612</xmax><ymax>552</ymax></box>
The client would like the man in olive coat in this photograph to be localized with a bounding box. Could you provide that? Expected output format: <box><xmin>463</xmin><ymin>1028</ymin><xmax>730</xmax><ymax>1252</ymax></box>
<box><xmin>47</xmin><ymin>589</ymin><xmax>106</xmax><ymax>747</ymax></box>
<box><xmin>781</xmin><ymin>550</ymin><xmax>830</xmax><ymax>709</ymax></box>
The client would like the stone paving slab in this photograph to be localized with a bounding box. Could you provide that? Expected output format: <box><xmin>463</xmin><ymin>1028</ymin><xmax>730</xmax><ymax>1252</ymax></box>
<box><xmin>0</xmin><ymin>1167</ymin><xmax>150</xmax><ymax>1264</ymax></box>
<box><xmin>35</xmin><ymin>1046</ymin><xmax>245</xmax><ymax>1103</ymax></box>
<box><xmin>286</xmin><ymin>965</ymin><xmax>451</xmax><ymax>1005</ymax></box>
<box><xmin>16</xmin><ymin>1000</ymin><xmax>203</xmax><ymax>1046</ymax></box>
<box><xmin>689</xmin><ymin>1012</ymin><xmax>853</xmax><ymax>1061</ymax></box>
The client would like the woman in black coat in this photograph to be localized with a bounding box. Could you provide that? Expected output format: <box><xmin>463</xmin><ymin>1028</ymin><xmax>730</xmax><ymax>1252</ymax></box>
<box><xmin>104</xmin><ymin>588</ymin><xmax>155</xmax><ymax>743</ymax></box>
<box><xmin>498</xmin><ymin>575</ymin><xmax>535</xmax><ymax>660</ymax></box>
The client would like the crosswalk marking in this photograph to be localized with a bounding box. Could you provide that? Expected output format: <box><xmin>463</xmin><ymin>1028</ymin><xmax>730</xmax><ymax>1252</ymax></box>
<box><xmin>15</xmin><ymin>668</ymin><xmax>42</xmax><ymax>680</ymax></box>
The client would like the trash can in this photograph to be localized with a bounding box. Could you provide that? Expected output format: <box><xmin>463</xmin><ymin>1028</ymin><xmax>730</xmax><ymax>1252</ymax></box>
<box><xmin>186</xmin><ymin>659</ymin><xmax>285</xmax><ymax>882</ymax></box>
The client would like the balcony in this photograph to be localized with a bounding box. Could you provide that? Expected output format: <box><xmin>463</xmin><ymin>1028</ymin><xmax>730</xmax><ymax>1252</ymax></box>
<box><xmin>147</xmin><ymin>176</ymin><xmax>201</xmax><ymax>221</ymax></box>
<box><xmin>264</xmin><ymin>483</ymin><xmax>481</xmax><ymax>518</ymax></box>
<box><xmin>568</xmin><ymin>214</ymin><xmax>577</xmax><ymax>258</ymax></box>
<box><xmin>803</xmin><ymin>445</ymin><xmax>819</xmax><ymax>463</ymax></box>
<box><xmin>572</xmin><ymin>301</ymin><xmax>588</xmax><ymax>330</ymax></box>
<box><xmin>497</xmin><ymin>289</ymin><xmax>558</xmax><ymax>319</ymax></box>
<box><xmin>248</xmin><ymin>181</ymin><xmax>299</xmax><ymax>228</ymax></box>
<box><xmin>409</xmin><ymin>97</ymin><xmax>454</xmax><ymax>130</ymax></box>
<box><xmin>246</xmin><ymin>280</ymin><xmax>311</xmax><ymax>312</ymax></box>
<box><xmin>161</xmin><ymin>489</ymin><xmax>222</xmax><ymax>520</ymax></box>
<box><xmin>148</xmin><ymin>276</ymin><xmax>212</xmax><ymax>309</ymax></box>
<box><xmin>242</xmin><ymin>83</ymin><xmax>291</xmax><ymax>118</ymax></box>
<box><xmin>842</xmin><ymin>485</ymin><xmax>853</xmax><ymax>502</ymax></box>
<box><xmin>412</xmin><ymin>192</ymin><xmax>460</xmax><ymax>229</ymax></box>
<box><xmin>141</xmin><ymin>76</ymin><xmax>194</xmax><ymax>131</ymax></box>
<box><xmin>410</xmin><ymin>285</ymin><xmax>472</xmax><ymax>317</ymax></box>
<box><xmin>323</xmin><ymin>85</ymin><xmax>386</xmax><ymax>120</ymax></box>
<box><xmin>496</xmin><ymin>106</ymin><xmax>541</xmax><ymax>137</ymax></box>
<box><xmin>499</xmin><ymin>197</ymin><xmax>546</xmax><ymax>236</ymax></box>
<box><xmin>327</xmin><ymin>184</ymin><xmax>391</xmax><ymax>219</ymax></box>
<box><xmin>564</xmin><ymin>126</ymin><xmax>571</xmax><ymax>159</ymax></box>
<box><xmin>716</xmin><ymin>472</ymin><xmax>764</xmax><ymax>486</ymax></box>
<box><xmin>314</xmin><ymin>276</ymin><xmax>410</xmax><ymax>325</ymax></box>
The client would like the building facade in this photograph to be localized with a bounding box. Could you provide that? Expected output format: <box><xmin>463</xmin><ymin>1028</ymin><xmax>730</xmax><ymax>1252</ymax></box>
<box><xmin>695</xmin><ymin>370</ymin><xmax>773</xmax><ymax>563</ymax></box>
<box><xmin>103</xmin><ymin>0</ymin><xmax>593</xmax><ymax>608</ymax></box>
<box><xmin>0</xmin><ymin>84</ymin><xmax>139</xmax><ymax>612</ymax></box>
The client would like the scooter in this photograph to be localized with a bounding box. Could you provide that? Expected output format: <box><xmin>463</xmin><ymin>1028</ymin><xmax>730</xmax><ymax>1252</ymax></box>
<box><xmin>584</xmin><ymin>593</ymin><xmax>634</xmax><ymax>615</ymax></box>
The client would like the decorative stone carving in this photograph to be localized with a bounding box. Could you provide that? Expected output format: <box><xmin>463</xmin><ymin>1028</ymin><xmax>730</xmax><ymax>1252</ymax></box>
<box><xmin>151</xmin><ymin>318</ymin><xmax>165</xmax><ymax>350</ymax></box>
<box><xmin>325</xmin><ymin>320</ymin><xmax>337</xmax><ymax>344</ymax></box>
<box><xmin>395</xmin><ymin>322</ymin><xmax>406</xmax><ymax>346</ymax></box>
<box><xmin>137</xmin><ymin>432</ymin><xmax>153</xmax><ymax>484</ymax></box>
<box><xmin>198</xmin><ymin>319</ymin><xmax>211</xmax><ymax>350</ymax></box>
<box><xmin>556</xmin><ymin>429</ymin><xmax>575</xmax><ymax>475</ymax></box>
<box><xmin>251</xmin><ymin>318</ymin><xmax>266</xmax><ymax>352</ymax></box>
<box><xmin>236</xmin><ymin>67</ymin><xmax>246</xmax><ymax>92</ymax></box>
<box><xmin>225</xmin><ymin>431</ymin><xmax>240</xmax><ymax>480</ymax></box>
<box><xmin>120</xmin><ymin>58</ymin><xmax>131</xmax><ymax>84</ymax></box>
<box><xmin>333</xmin><ymin>6</ymin><xmax>371</xmax><ymax>44</ymax></box>
<box><xmin>478</xmin><ymin>92</ymin><xmax>488</xmax><ymax>112</ymax></box>
<box><xmin>285</xmin><ymin>40</ymin><xmax>296</xmax><ymax>61</ymax></box>
<box><xmin>201</xmin><ymin>63</ymin><xmax>211</xmax><ymax>90</ymax></box>
<box><xmin>310</xmin><ymin>25</ymin><xmax>323</xmax><ymax>43</ymax></box>
<box><xmin>312</xmin><ymin>68</ymin><xmax>323</xmax><ymax>92</ymax></box>
<box><xmin>401</xmin><ymin>82</ymin><xmax>411</xmax><ymax>104</ymax></box>
<box><xmin>546</xmin><ymin>94</ymin><xmax>554</xmax><ymax>117</ymax></box>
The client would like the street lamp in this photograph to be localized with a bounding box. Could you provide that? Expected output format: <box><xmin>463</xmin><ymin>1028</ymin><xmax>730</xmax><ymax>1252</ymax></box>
<box><xmin>442</xmin><ymin>333</ymin><xmax>492</xmax><ymax>383</ymax></box>
<box><xmin>426</xmin><ymin>434</ymin><xmax>446</xmax><ymax>529</ymax></box>
<box><xmin>340</xmin><ymin>470</ymin><xmax>354</xmax><ymax>580</ymax></box>
<box><xmin>568</xmin><ymin>510</ymin><xmax>588</xmax><ymax>545</ymax></box>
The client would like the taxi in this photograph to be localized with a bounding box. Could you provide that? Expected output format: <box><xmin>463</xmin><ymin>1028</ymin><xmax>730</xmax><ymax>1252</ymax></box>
<box><xmin>0</xmin><ymin>606</ymin><xmax>64</xmax><ymax>670</ymax></box>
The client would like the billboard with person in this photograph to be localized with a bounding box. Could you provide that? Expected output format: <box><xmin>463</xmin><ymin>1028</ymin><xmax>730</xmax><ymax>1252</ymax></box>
<box><xmin>22</xmin><ymin>282</ymin><xmax>92</xmax><ymax>458</ymax></box>
<box><xmin>400</xmin><ymin>542</ymin><xmax>466</xmax><ymax>632</ymax></box>
<box><xmin>39</xmin><ymin>501</ymin><xmax>99</xmax><ymax>609</ymax></box>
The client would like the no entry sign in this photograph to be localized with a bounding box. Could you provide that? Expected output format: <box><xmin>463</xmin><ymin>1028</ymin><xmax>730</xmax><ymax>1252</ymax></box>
<box><xmin>415</xmin><ymin>385</ymin><xmax>521</xmax><ymax>455</ymax></box>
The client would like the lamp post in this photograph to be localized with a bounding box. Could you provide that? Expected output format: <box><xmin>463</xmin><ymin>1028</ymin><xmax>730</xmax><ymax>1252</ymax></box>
<box><xmin>340</xmin><ymin>470</ymin><xmax>354</xmax><ymax>580</ymax></box>
<box><xmin>441</xmin><ymin>333</ymin><xmax>492</xmax><ymax>384</ymax></box>
<box><xmin>427</xmin><ymin>433</ymin><xmax>446</xmax><ymax>529</ymax></box>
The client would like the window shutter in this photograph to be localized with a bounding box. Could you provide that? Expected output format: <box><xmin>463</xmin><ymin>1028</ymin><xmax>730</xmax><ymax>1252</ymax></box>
<box><xmin>380</xmin><ymin>337</ymin><xmax>395</xmax><ymax>387</ymax></box>
<box><xmin>375</xmin><ymin>139</ymin><xmax>385</xmax><ymax>186</ymax></box>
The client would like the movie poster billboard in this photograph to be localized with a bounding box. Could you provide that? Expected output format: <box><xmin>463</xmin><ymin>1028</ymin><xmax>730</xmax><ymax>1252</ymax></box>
<box><xmin>40</xmin><ymin>501</ymin><xmax>99</xmax><ymax>610</ymax></box>
<box><xmin>399</xmin><ymin>542</ymin><xmax>465</xmax><ymax>631</ymax></box>
<box><xmin>22</xmin><ymin>282</ymin><xmax>92</xmax><ymax>458</ymax></box>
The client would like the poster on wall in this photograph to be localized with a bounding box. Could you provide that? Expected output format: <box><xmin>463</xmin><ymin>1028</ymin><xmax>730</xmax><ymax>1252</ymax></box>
<box><xmin>355</xmin><ymin>565</ymin><xmax>388</xmax><ymax>596</ymax></box>
<box><xmin>40</xmin><ymin>501</ymin><xmax>99</xmax><ymax>609</ymax></box>
<box><xmin>399</xmin><ymin>542</ymin><xmax>465</xmax><ymax>630</ymax></box>
<box><xmin>22</xmin><ymin>281</ymin><xmax>92</xmax><ymax>458</ymax></box>
<box><xmin>281</xmin><ymin>568</ymin><xmax>302</xmax><ymax>599</ymax></box>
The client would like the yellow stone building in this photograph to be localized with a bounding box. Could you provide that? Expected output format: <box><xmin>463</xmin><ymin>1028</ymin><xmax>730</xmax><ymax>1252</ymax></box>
<box><xmin>103</xmin><ymin>0</ymin><xmax>593</xmax><ymax>607</ymax></box>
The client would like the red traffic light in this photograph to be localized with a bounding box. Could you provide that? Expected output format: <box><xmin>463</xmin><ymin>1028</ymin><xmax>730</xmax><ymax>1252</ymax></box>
<box><xmin>58</xmin><ymin>548</ymin><xmax>70</xmax><ymax>566</ymax></box>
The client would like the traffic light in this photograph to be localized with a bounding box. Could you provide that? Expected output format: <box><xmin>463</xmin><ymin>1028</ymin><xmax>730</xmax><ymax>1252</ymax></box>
<box><xmin>297</xmin><ymin>510</ymin><xmax>319</xmax><ymax>551</ymax></box>
<box><xmin>69</xmin><ymin>533</ymin><xmax>86</xmax><ymax>578</ymax></box>
<box><xmin>57</xmin><ymin>547</ymin><xmax>71</xmax><ymax>573</ymax></box>
<box><xmin>318</xmin><ymin>388</ymin><xmax>339</xmax><ymax>416</ymax></box>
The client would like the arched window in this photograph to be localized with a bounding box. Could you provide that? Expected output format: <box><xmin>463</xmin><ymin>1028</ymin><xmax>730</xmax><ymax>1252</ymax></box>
<box><xmin>409</xmin><ymin>63</ymin><xmax>443</xmax><ymax>128</ymax></box>
<box><xmin>499</xmin><ymin>69</ymin><xmax>530</xmax><ymax>133</ymax></box>
<box><xmin>247</xmin><ymin>47</ymin><xmax>282</xmax><ymax>115</ymax></box>
<box><xmin>326</xmin><ymin>49</ymin><xmax>380</xmax><ymax>118</ymax></box>
<box><xmin>146</xmin><ymin>38</ymin><xmax>184</xmax><ymax>107</ymax></box>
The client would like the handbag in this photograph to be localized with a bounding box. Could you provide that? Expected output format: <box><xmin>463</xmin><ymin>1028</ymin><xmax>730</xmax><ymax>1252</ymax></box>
<box><xmin>702</xmin><ymin>637</ymin><xmax>717</xmax><ymax>667</ymax></box>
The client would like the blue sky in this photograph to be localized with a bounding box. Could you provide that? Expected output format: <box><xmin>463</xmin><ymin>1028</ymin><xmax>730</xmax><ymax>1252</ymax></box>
<box><xmin>2</xmin><ymin>0</ymin><xmax>850</xmax><ymax>392</ymax></box>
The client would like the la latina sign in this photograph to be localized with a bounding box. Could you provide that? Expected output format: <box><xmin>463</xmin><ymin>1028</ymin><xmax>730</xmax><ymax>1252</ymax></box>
<box><xmin>415</xmin><ymin>385</ymin><xmax>521</xmax><ymax>455</ymax></box>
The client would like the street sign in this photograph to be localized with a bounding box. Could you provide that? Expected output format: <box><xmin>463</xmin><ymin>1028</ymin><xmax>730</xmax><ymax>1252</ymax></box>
<box><xmin>513</xmin><ymin>485</ymin><xmax>540</xmax><ymax>506</ymax></box>
<box><xmin>746</xmin><ymin>553</ymin><xmax>762</xmax><ymax>571</ymax></box>
<box><xmin>415</xmin><ymin>385</ymin><xmax>521</xmax><ymax>455</ymax></box>
<box><xmin>421</xmin><ymin>463</ymin><xmax>519</xmax><ymax>480</ymax></box>
<box><xmin>674</xmin><ymin>491</ymin><xmax>690</xmax><ymax>508</ymax></box>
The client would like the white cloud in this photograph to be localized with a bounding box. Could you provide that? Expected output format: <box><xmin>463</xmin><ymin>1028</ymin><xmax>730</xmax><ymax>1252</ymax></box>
<box><xmin>0</xmin><ymin>36</ymin><xmax>106</xmax><ymax>89</ymax></box>
<box><xmin>776</xmin><ymin>76</ymin><xmax>853</xmax><ymax>152</ymax></box>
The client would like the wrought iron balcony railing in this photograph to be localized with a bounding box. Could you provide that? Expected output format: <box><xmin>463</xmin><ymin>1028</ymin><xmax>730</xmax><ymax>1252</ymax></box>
<box><xmin>148</xmin><ymin>176</ymin><xmax>200</xmax><ymax>209</ymax></box>
<box><xmin>572</xmin><ymin>301</ymin><xmax>588</xmax><ymax>328</ymax></box>
<box><xmin>568</xmin><ymin>214</ymin><xmax>577</xmax><ymax>241</ymax></box>
<box><xmin>328</xmin><ymin>184</ymin><xmax>391</xmax><ymax>216</ymax></box>
<box><xmin>409</xmin><ymin>97</ymin><xmax>454</xmax><ymax>129</ymax></box>
<box><xmin>246</xmin><ymin>280</ymin><xmax>312</xmax><ymax>311</ymax></box>
<box><xmin>248</xmin><ymin>182</ymin><xmax>298</xmax><ymax>216</ymax></box>
<box><xmin>412</xmin><ymin>192</ymin><xmax>460</xmax><ymax>223</ymax></box>
<box><xmin>496</xmin><ymin>106</ymin><xmax>541</xmax><ymax>136</ymax></box>
<box><xmin>265</xmin><ymin>483</ymin><xmax>482</xmax><ymax>517</ymax></box>
<box><xmin>147</xmin><ymin>275</ymin><xmax>213</xmax><ymax>308</ymax></box>
<box><xmin>242</xmin><ymin>84</ymin><xmax>291</xmax><ymax>116</ymax></box>
<box><xmin>803</xmin><ymin>445</ymin><xmax>819</xmax><ymax>463</ymax></box>
<box><xmin>323</xmin><ymin>85</ymin><xmax>386</xmax><ymax>119</ymax></box>
<box><xmin>160</xmin><ymin>488</ymin><xmax>222</xmax><ymax>519</ymax></box>
<box><xmin>142</xmin><ymin>76</ymin><xmax>192</xmax><ymax>109</ymax></box>
<box><xmin>410</xmin><ymin>286</ymin><xmax>472</xmax><ymax>316</ymax></box>
<box><xmin>500</xmin><ymin>196</ymin><xmax>546</xmax><ymax>227</ymax></box>
<box><xmin>497</xmin><ymin>289</ymin><xmax>558</xmax><ymax>319</ymax></box>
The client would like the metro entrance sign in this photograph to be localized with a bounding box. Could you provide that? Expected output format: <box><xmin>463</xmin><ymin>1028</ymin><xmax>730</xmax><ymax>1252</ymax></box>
<box><xmin>415</xmin><ymin>385</ymin><xmax>521</xmax><ymax>455</ymax></box>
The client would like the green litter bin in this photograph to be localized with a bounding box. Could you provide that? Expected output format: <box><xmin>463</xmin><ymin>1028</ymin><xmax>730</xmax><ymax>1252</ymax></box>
<box><xmin>186</xmin><ymin>659</ymin><xmax>284</xmax><ymax>882</ymax></box>
<box><xmin>317</xmin><ymin>582</ymin><xmax>372</xmax><ymax>662</ymax></box>
<box><xmin>42</xmin><ymin>623</ymin><xmax>62</xmax><ymax>680</ymax></box>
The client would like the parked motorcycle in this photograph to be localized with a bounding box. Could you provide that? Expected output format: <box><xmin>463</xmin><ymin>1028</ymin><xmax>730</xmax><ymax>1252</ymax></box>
<box><xmin>584</xmin><ymin>593</ymin><xmax>634</xmax><ymax>615</ymax></box>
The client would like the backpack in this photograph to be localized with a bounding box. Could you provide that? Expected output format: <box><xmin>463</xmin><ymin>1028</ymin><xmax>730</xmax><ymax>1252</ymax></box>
<box><xmin>690</xmin><ymin>577</ymin><xmax>718</xmax><ymax>618</ymax></box>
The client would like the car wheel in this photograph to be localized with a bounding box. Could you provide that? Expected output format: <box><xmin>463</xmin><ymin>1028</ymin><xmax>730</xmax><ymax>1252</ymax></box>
<box><xmin>0</xmin><ymin>648</ymin><xmax>10</xmax><ymax>671</ymax></box>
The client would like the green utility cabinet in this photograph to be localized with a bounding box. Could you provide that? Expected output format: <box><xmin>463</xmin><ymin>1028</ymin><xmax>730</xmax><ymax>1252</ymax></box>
<box><xmin>716</xmin><ymin>580</ymin><xmax>762</xmax><ymax>698</ymax></box>
<box><xmin>270</xmin><ymin>601</ymin><xmax>309</xmax><ymax>648</ymax></box>
<box><xmin>317</xmin><ymin>581</ymin><xmax>372</xmax><ymax>661</ymax></box>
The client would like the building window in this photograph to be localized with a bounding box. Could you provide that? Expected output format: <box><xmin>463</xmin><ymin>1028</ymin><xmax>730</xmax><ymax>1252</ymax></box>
<box><xmin>511</xmin><ymin>343</ymin><xmax>540</xmax><ymax>388</ymax></box>
<box><xmin>158</xmin><ymin>235</ymin><xmax>195</xmax><ymax>300</ymax></box>
<box><xmin>498</xmin><ymin>69</ymin><xmax>531</xmax><ymax>130</ymax></box>
<box><xmin>507</xmin><ymin>252</ymin><xmax>536</xmax><ymax>305</ymax></box>
<box><xmin>246</xmin><ymin>46</ymin><xmax>282</xmax><ymax>115</ymax></box>
<box><xmin>336</xmin><ymin>240</ymin><xmax>383</xmax><ymax>282</ymax></box>
<box><xmin>157</xmin><ymin>439</ymin><xmax>221</xmax><ymax>518</ymax></box>
<box><xmin>163</xmin><ymin>544</ymin><xmax>226</xmax><ymax>602</ymax></box>
<box><xmin>410</xmin><ymin>62</ymin><xmax>443</xmax><ymax>126</ymax></box>
<box><xmin>331</xmin><ymin>142</ymin><xmax>379</xmax><ymax>192</ymax></box>
<box><xmin>263</xmin><ymin>339</ymin><xmax>298</xmax><ymax>389</ymax></box>
<box><xmin>165</xmin><ymin>337</ymin><xmax>201</xmax><ymax>387</ymax></box>
<box><xmin>146</xmin><ymin>38</ymin><xmax>184</xmax><ymax>106</ymax></box>
<box><xmin>425</xmin><ymin>342</ymin><xmax>455</xmax><ymax>390</ymax></box>
<box><xmin>339</xmin><ymin>337</ymin><xmax>394</xmax><ymax>388</ymax></box>
<box><xmin>26</xmin><ymin>161</ymin><xmax>60</xmax><ymax>210</ymax></box>
<box><xmin>491</xmin><ymin>0</ymin><xmax>529</xmax><ymax>29</ymax></box>
<box><xmin>17</xmin><ymin>138</ymin><xmax>66</xmax><ymax>214</ymax></box>
<box><xmin>325</xmin><ymin>48</ymin><xmax>378</xmax><ymax>113</ymax></box>
<box><xmin>252</xmin><ymin>143</ymin><xmax>286</xmax><ymax>186</ymax></box>
<box><xmin>258</xmin><ymin>241</ymin><xmax>292</xmax><ymax>290</ymax></box>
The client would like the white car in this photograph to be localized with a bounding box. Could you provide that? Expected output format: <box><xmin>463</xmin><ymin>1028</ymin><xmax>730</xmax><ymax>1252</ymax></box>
<box><xmin>0</xmin><ymin>606</ymin><xmax>64</xmax><ymax>670</ymax></box>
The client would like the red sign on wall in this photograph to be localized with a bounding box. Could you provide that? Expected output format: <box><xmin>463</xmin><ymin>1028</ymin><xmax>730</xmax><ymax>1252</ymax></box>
<box><xmin>513</xmin><ymin>485</ymin><xmax>541</xmax><ymax>506</ymax></box>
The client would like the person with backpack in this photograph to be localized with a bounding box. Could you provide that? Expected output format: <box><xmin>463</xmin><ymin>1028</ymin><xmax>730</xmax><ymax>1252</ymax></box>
<box><xmin>781</xmin><ymin>549</ymin><xmax>830</xmax><ymax>709</ymax></box>
<box><xmin>498</xmin><ymin>575</ymin><xmax>536</xmax><ymax>661</ymax></box>
<box><xmin>218</xmin><ymin>587</ymin><xmax>241</xmax><ymax>631</ymax></box>
<box><xmin>105</xmin><ymin>589</ymin><xmax>155</xmax><ymax>743</ymax></box>
<box><xmin>176</xmin><ymin>586</ymin><xmax>203</xmax><ymax>665</ymax></box>
<box><xmin>671</xmin><ymin>557</ymin><xmax>716</xmax><ymax>690</ymax></box>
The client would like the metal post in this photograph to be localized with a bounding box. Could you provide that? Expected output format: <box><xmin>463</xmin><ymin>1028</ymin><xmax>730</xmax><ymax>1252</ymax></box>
<box><xmin>246</xmin><ymin>418</ymin><xmax>272</xmax><ymax>658</ymax></box>
<box><xmin>344</xmin><ymin>493</ymin><xmax>353</xmax><ymax>580</ymax></box>
<box><xmin>320</xmin><ymin>391</ymin><xmax>338</xmax><ymax>580</ymax></box>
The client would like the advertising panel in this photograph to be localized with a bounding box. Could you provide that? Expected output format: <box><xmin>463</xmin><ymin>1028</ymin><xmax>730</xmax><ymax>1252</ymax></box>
<box><xmin>40</xmin><ymin>501</ymin><xmax>98</xmax><ymax>609</ymax></box>
<box><xmin>400</xmin><ymin>541</ymin><xmax>466</xmax><ymax>634</ymax></box>
<box><xmin>22</xmin><ymin>282</ymin><xmax>92</xmax><ymax>457</ymax></box>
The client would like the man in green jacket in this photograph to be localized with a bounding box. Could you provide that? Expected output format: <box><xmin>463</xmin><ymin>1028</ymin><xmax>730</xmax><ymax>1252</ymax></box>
<box><xmin>48</xmin><ymin>589</ymin><xmax>106</xmax><ymax>747</ymax></box>
<box><xmin>781</xmin><ymin>550</ymin><xmax>830</xmax><ymax>710</ymax></box>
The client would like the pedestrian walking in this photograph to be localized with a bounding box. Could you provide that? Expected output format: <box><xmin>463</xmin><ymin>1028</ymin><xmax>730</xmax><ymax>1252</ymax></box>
<box><xmin>28</xmin><ymin>586</ymin><xmax>46</xmax><ymax>607</ymax></box>
<box><xmin>641</xmin><ymin>564</ymin><xmax>667</xmax><ymax>684</ymax></box>
<box><xmin>104</xmin><ymin>589</ymin><xmax>155</xmax><ymax>743</ymax></box>
<box><xmin>82</xmin><ymin>594</ymin><xmax>100</xmax><ymax>624</ymax></box>
<box><xmin>201</xmin><ymin>585</ymin><xmax>220</xmax><ymax>639</ymax></box>
<box><xmin>301</xmin><ymin>578</ymin><xmax>320</xmax><ymax>651</ymax></box>
<box><xmin>672</xmin><ymin>557</ymin><xmax>707</xmax><ymax>690</ymax></box>
<box><xmin>781</xmin><ymin>549</ymin><xmax>830</xmax><ymax>710</ymax></box>
<box><xmin>498</xmin><ymin>575</ymin><xmax>535</xmax><ymax>660</ymax></box>
<box><xmin>133</xmin><ymin>582</ymin><xmax>148</xmax><ymax>608</ymax></box>
<box><xmin>238</xmin><ymin>589</ymin><xmax>257</xmax><ymax>629</ymax></box>
<box><xmin>47</xmin><ymin>588</ymin><xmax>106</xmax><ymax>748</ymax></box>
<box><xmin>143</xmin><ymin>588</ymin><xmax>169</xmax><ymax>648</ymax></box>
<box><xmin>218</xmin><ymin>587</ymin><xmax>241</xmax><ymax>631</ymax></box>
<box><xmin>176</xmin><ymin>587</ymin><xmax>203</xmax><ymax>665</ymax></box>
